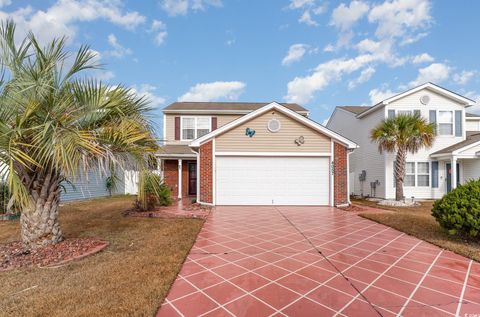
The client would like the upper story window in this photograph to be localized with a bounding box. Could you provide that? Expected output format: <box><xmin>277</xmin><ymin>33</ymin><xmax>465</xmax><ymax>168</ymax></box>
<box><xmin>438</xmin><ymin>111</ymin><xmax>453</xmax><ymax>136</ymax></box>
<box><xmin>181</xmin><ymin>117</ymin><xmax>211</xmax><ymax>140</ymax></box>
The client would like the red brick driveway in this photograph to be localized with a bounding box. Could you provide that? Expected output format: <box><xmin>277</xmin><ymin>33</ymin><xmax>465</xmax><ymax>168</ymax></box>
<box><xmin>157</xmin><ymin>206</ymin><xmax>480</xmax><ymax>317</ymax></box>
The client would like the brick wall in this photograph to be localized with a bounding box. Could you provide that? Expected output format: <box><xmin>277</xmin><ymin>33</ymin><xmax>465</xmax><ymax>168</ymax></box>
<box><xmin>334</xmin><ymin>142</ymin><xmax>348</xmax><ymax>206</ymax></box>
<box><xmin>199</xmin><ymin>141</ymin><xmax>213</xmax><ymax>204</ymax></box>
<box><xmin>163</xmin><ymin>160</ymin><xmax>178</xmax><ymax>198</ymax></box>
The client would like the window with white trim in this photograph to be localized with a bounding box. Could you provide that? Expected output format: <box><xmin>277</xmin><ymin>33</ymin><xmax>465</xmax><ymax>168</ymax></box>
<box><xmin>181</xmin><ymin>117</ymin><xmax>211</xmax><ymax>140</ymax></box>
<box><xmin>438</xmin><ymin>111</ymin><xmax>453</xmax><ymax>135</ymax></box>
<box><xmin>405</xmin><ymin>162</ymin><xmax>416</xmax><ymax>187</ymax></box>
<box><xmin>417</xmin><ymin>162</ymin><xmax>430</xmax><ymax>187</ymax></box>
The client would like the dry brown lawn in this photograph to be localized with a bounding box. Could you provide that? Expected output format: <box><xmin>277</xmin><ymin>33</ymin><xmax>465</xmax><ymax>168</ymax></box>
<box><xmin>0</xmin><ymin>196</ymin><xmax>203</xmax><ymax>317</ymax></box>
<box><xmin>354</xmin><ymin>198</ymin><xmax>480</xmax><ymax>262</ymax></box>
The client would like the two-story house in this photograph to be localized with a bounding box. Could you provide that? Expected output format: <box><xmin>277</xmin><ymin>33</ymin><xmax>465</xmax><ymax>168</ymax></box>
<box><xmin>158</xmin><ymin>101</ymin><xmax>358</xmax><ymax>206</ymax></box>
<box><xmin>327</xmin><ymin>82</ymin><xmax>479</xmax><ymax>200</ymax></box>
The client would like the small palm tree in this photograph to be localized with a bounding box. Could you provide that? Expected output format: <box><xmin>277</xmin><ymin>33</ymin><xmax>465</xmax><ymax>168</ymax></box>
<box><xmin>0</xmin><ymin>21</ymin><xmax>158</xmax><ymax>248</ymax></box>
<box><xmin>371</xmin><ymin>113</ymin><xmax>436</xmax><ymax>201</ymax></box>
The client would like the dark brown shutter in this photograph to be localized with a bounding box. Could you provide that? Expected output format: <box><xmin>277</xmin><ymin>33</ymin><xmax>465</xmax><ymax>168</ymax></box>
<box><xmin>174</xmin><ymin>117</ymin><xmax>180</xmax><ymax>140</ymax></box>
<box><xmin>211</xmin><ymin>117</ymin><xmax>217</xmax><ymax>130</ymax></box>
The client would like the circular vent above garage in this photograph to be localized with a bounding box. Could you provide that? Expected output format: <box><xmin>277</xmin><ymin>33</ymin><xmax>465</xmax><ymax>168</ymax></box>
<box><xmin>420</xmin><ymin>95</ymin><xmax>430</xmax><ymax>105</ymax></box>
<box><xmin>267</xmin><ymin>118</ymin><xmax>281</xmax><ymax>133</ymax></box>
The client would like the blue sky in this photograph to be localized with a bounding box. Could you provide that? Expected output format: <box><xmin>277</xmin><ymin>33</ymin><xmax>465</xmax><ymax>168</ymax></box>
<box><xmin>2</xmin><ymin>0</ymin><xmax>480</xmax><ymax>136</ymax></box>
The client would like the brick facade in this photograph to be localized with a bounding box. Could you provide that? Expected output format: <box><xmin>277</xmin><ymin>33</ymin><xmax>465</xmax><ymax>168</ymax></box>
<box><xmin>163</xmin><ymin>160</ymin><xmax>179</xmax><ymax>198</ymax></box>
<box><xmin>163</xmin><ymin>159</ymin><xmax>195</xmax><ymax>199</ymax></box>
<box><xmin>333</xmin><ymin>142</ymin><xmax>348</xmax><ymax>206</ymax></box>
<box><xmin>199</xmin><ymin>141</ymin><xmax>213</xmax><ymax>204</ymax></box>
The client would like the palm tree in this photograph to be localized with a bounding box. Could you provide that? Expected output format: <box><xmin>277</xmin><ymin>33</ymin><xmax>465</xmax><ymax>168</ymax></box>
<box><xmin>0</xmin><ymin>21</ymin><xmax>159</xmax><ymax>248</ymax></box>
<box><xmin>371</xmin><ymin>113</ymin><xmax>436</xmax><ymax>201</ymax></box>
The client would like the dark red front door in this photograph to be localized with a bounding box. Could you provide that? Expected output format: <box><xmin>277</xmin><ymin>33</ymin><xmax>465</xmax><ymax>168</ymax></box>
<box><xmin>188</xmin><ymin>163</ymin><xmax>197</xmax><ymax>196</ymax></box>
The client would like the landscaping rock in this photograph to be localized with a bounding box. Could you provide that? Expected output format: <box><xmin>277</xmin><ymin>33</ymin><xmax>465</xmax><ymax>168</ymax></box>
<box><xmin>377</xmin><ymin>199</ymin><xmax>420</xmax><ymax>207</ymax></box>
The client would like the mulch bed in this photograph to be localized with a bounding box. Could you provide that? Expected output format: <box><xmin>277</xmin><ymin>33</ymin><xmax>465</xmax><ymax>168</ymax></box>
<box><xmin>126</xmin><ymin>203</ymin><xmax>212</xmax><ymax>219</ymax></box>
<box><xmin>1</xmin><ymin>237</ymin><xmax>108</xmax><ymax>272</ymax></box>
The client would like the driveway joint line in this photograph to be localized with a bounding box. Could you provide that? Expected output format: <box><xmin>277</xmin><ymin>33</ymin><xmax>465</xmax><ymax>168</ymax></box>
<box><xmin>273</xmin><ymin>206</ymin><xmax>384</xmax><ymax>317</ymax></box>
<box><xmin>455</xmin><ymin>259</ymin><xmax>473</xmax><ymax>317</ymax></box>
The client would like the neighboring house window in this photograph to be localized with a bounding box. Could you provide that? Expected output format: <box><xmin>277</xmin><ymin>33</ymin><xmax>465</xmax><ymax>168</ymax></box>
<box><xmin>417</xmin><ymin>162</ymin><xmax>430</xmax><ymax>187</ymax></box>
<box><xmin>181</xmin><ymin>117</ymin><xmax>211</xmax><ymax>140</ymax></box>
<box><xmin>405</xmin><ymin>162</ymin><xmax>416</xmax><ymax>187</ymax></box>
<box><xmin>438</xmin><ymin>111</ymin><xmax>453</xmax><ymax>135</ymax></box>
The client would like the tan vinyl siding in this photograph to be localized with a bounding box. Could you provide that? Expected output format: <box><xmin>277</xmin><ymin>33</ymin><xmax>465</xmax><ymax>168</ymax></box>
<box><xmin>215</xmin><ymin>111</ymin><xmax>330</xmax><ymax>152</ymax></box>
<box><xmin>165</xmin><ymin>114</ymin><xmax>242</xmax><ymax>144</ymax></box>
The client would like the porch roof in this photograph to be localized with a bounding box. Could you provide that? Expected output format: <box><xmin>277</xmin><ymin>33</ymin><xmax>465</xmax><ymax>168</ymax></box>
<box><xmin>157</xmin><ymin>144</ymin><xmax>196</xmax><ymax>158</ymax></box>
<box><xmin>431</xmin><ymin>131</ymin><xmax>480</xmax><ymax>156</ymax></box>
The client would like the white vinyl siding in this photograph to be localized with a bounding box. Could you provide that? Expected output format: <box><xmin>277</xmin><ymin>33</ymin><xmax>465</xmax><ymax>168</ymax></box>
<box><xmin>327</xmin><ymin>107</ymin><xmax>386</xmax><ymax>198</ymax></box>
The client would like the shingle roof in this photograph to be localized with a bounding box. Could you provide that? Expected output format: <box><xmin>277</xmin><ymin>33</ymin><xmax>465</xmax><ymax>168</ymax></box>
<box><xmin>431</xmin><ymin>131</ymin><xmax>480</xmax><ymax>155</ymax></box>
<box><xmin>158</xmin><ymin>144</ymin><xmax>195</xmax><ymax>156</ymax></box>
<box><xmin>337</xmin><ymin>106</ymin><xmax>371</xmax><ymax>115</ymax></box>
<box><xmin>163</xmin><ymin>102</ymin><xmax>308</xmax><ymax>113</ymax></box>
<box><xmin>466</xmin><ymin>113</ymin><xmax>480</xmax><ymax>118</ymax></box>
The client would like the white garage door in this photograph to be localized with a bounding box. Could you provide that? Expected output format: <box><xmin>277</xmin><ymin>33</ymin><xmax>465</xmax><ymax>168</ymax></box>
<box><xmin>216</xmin><ymin>156</ymin><xmax>330</xmax><ymax>205</ymax></box>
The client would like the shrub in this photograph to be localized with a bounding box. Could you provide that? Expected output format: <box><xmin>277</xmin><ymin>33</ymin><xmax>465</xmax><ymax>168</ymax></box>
<box><xmin>432</xmin><ymin>179</ymin><xmax>480</xmax><ymax>238</ymax></box>
<box><xmin>136</xmin><ymin>171</ymin><xmax>172</xmax><ymax>211</ymax></box>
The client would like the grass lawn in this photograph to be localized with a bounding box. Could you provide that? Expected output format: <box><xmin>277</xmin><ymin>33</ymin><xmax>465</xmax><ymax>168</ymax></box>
<box><xmin>354</xmin><ymin>198</ymin><xmax>480</xmax><ymax>262</ymax></box>
<box><xmin>0</xmin><ymin>196</ymin><xmax>203</xmax><ymax>317</ymax></box>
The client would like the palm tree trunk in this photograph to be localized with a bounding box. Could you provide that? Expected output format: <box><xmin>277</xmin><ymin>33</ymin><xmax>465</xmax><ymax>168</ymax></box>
<box><xmin>394</xmin><ymin>147</ymin><xmax>407</xmax><ymax>201</ymax></box>
<box><xmin>20</xmin><ymin>170</ymin><xmax>63</xmax><ymax>249</ymax></box>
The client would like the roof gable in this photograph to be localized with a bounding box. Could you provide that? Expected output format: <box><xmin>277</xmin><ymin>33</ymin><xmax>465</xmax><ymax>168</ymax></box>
<box><xmin>189</xmin><ymin>102</ymin><xmax>358</xmax><ymax>149</ymax></box>
<box><xmin>357</xmin><ymin>83</ymin><xmax>475</xmax><ymax>119</ymax></box>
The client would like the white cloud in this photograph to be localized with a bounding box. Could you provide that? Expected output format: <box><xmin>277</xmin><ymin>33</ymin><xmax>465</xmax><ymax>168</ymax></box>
<box><xmin>0</xmin><ymin>0</ymin><xmax>146</xmax><ymax>45</ymax></box>
<box><xmin>178</xmin><ymin>81</ymin><xmax>246</xmax><ymax>102</ymax></box>
<box><xmin>412</xmin><ymin>53</ymin><xmax>434</xmax><ymax>64</ymax></box>
<box><xmin>330</xmin><ymin>1</ymin><xmax>369</xmax><ymax>31</ymax></box>
<box><xmin>282</xmin><ymin>44</ymin><xmax>309</xmax><ymax>66</ymax></box>
<box><xmin>0</xmin><ymin>0</ymin><xmax>11</xmax><ymax>8</ymax></box>
<box><xmin>160</xmin><ymin>0</ymin><xmax>222</xmax><ymax>16</ymax></box>
<box><xmin>368</xmin><ymin>0</ymin><xmax>432</xmax><ymax>41</ymax></box>
<box><xmin>150</xmin><ymin>20</ymin><xmax>167</xmax><ymax>46</ymax></box>
<box><xmin>105</xmin><ymin>34</ymin><xmax>132</xmax><ymax>58</ymax></box>
<box><xmin>131</xmin><ymin>84</ymin><xmax>166</xmax><ymax>108</ymax></box>
<box><xmin>454</xmin><ymin>70</ymin><xmax>476</xmax><ymax>85</ymax></box>
<box><xmin>285</xmin><ymin>54</ymin><xmax>376</xmax><ymax>103</ymax></box>
<box><xmin>409</xmin><ymin>63</ymin><xmax>450</xmax><ymax>87</ymax></box>
<box><xmin>348</xmin><ymin>66</ymin><xmax>376</xmax><ymax>89</ymax></box>
<box><xmin>369</xmin><ymin>87</ymin><xmax>395</xmax><ymax>104</ymax></box>
<box><xmin>288</xmin><ymin>0</ymin><xmax>327</xmax><ymax>27</ymax></box>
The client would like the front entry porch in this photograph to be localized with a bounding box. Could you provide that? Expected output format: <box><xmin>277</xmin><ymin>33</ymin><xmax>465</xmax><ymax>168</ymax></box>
<box><xmin>162</xmin><ymin>159</ymin><xmax>197</xmax><ymax>200</ymax></box>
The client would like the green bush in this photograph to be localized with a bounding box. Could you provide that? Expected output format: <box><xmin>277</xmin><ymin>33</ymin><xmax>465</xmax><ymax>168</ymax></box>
<box><xmin>136</xmin><ymin>171</ymin><xmax>172</xmax><ymax>211</ymax></box>
<box><xmin>432</xmin><ymin>179</ymin><xmax>480</xmax><ymax>238</ymax></box>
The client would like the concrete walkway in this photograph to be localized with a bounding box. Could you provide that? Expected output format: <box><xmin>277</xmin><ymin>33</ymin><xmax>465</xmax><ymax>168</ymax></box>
<box><xmin>157</xmin><ymin>206</ymin><xmax>480</xmax><ymax>317</ymax></box>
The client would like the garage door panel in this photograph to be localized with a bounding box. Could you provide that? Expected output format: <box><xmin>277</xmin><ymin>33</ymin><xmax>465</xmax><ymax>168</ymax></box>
<box><xmin>216</xmin><ymin>156</ymin><xmax>329</xmax><ymax>205</ymax></box>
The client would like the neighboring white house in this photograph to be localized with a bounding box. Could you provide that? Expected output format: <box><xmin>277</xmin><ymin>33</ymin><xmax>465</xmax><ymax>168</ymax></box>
<box><xmin>327</xmin><ymin>82</ymin><xmax>479</xmax><ymax>200</ymax></box>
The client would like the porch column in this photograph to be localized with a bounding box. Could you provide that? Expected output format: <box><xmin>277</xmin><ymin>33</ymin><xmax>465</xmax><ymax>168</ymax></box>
<box><xmin>178</xmin><ymin>159</ymin><xmax>182</xmax><ymax>199</ymax></box>
<box><xmin>451</xmin><ymin>156</ymin><xmax>457</xmax><ymax>189</ymax></box>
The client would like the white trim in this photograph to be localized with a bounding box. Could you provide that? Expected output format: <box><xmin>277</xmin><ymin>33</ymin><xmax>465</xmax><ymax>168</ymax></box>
<box><xmin>180</xmin><ymin>116</ymin><xmax>212</xmax><ymax>142</ymax></box>
<box><xmin>451</xmin><ymin>156</ymin><xmax>457</xmax><ymax>189</ymax></box>
<box><xmin>156</xmin><ymin>154</ymin><xmax>197</xmax><ymax>158</ymax></box>
<box><xmin>357</xmin><ymin>83</ymin><xmax>475</xmax><ymax>119</ymax></box>
<box><xmin>177</xmin><ymin>159</ymin><xmax>182</xmax><ymax>199</ymax></box>
<box><xmin>212</xmin><ymin>139</ymin><xmax>216</xmax><ymax>206</ymax></box>
<box><xmin>162</xmin><ymin>114</ymin><xmax>166</xmax><ymax>146</ymax></box>
<box><xmin>215</xmin><ymin>151</ymin><xmax>332</xmax><ymax>157</ymax></box>
<box><xmin>196</xmin><ymin>152</ymin><xmax>200</xmax><ymax>203</ymax></box>
<box><xmin>330</xmin><ymin>140</ymin><xmax>334</xmax><ymax>207</ymax></box>
<box><xmin>189</xmin><ymin>102</ymin><xmax>358</xmax><ymax>149</ymax></box>
<box><xmin>347</xmin><ymin>150</ymin><xmax>351</xmax><ymax>204</ymax></box>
